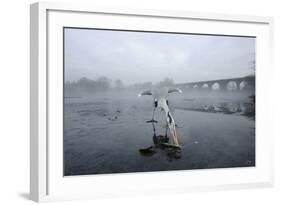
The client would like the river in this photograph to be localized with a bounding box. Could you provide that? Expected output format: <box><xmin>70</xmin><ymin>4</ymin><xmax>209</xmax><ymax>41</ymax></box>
<box><xmin>64</xmin><ymin>90</ymin><xmax>255</xmax><ymax>176</ymax></box>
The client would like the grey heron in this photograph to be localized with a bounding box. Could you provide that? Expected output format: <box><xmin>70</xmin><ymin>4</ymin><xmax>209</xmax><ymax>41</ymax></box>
<box><xmin>138</xmin><ymin>87</ymin><xmax>182</xmax><ymax>147</ymax></box>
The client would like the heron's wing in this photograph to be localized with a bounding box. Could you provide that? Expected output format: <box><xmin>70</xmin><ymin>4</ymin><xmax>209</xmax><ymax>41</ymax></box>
<box><xmin>138</xmin><ymin>90</ymin><xmax>152</xmax><ymax>97</ymax></box>
<box><xmin>168</xmin><ymin>88</ymin><xmax>182</xmax><ymax>94</ymax></box>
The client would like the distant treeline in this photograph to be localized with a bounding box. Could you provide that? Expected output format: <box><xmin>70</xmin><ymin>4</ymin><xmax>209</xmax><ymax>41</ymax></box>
<box><xmin>64</xmin><ymin>76</ymin><xmax>174</xmax><ymax>96</ymax></box>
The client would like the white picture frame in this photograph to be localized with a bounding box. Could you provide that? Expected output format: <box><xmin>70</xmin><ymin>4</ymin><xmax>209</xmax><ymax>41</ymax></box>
<box><xmin>30</xmin><ymin>2</ymin><xmax>274</xmax><ymax>202</ymax></box>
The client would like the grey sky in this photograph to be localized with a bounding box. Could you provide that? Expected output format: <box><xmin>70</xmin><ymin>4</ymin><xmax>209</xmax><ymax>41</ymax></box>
<box><xmin>64</xmin><ymin>28</ymin><xmax>255</xmax><ymax>85</ymax></box>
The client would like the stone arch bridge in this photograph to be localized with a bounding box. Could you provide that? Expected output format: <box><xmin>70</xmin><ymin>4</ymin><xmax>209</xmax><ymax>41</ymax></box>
<box><xmin>176</xmin><ymin>76</ymin><xmax>255</xmax><ymax>91</ymax></box>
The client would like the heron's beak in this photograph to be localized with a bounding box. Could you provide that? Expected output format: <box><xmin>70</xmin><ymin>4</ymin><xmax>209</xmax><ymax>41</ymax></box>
<box><xmin>171</xmin><ymin>127</ymin><xmax>180</xmax><ymax>146</ymax></box>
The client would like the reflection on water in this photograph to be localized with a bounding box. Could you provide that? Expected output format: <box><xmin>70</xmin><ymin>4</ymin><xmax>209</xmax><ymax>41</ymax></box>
<box><xmin>64</xmin><ymin>90</ymin><xmax>255</xmax><ymax>176</ymax></box>
<box><xmin>177</xmin><ymin>99</ymin><xmax>255</xmax><ymax>117</ymax></box>
<box><xmin>173</xmin><ymin>92</ymin><xmax>255</xmax><ymax>118</ymax></box>
<box><xmin>139</xmin><ymin>122</ymin><xmax>182</xmax><ymax>159</ymax></box>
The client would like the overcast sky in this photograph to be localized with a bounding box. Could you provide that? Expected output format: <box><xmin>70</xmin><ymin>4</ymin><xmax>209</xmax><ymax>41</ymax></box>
<box><xmin>64</xmin><ymin>28</ymin><xmax>255</xmax><ymax>85</ymax></box>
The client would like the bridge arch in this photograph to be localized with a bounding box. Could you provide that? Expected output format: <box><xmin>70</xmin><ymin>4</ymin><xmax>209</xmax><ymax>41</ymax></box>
<box><xmin>226</xmin><ymin>81</ymin><xmax>238</xmax><ymax>91</ymax></box>
<box><xmin>211</xmin><ymin>82</ymin><xmax>220</xmax><ymax>90</ymax></box>
<box><xmin>239</xmin><ymin>80</ymin><xmax>247</xmax><ymax>90</ymax></box>
<box><xmin>202</xmin><ymin>83</ymin><xmax>209</xmax><ymax>89</ymax></box>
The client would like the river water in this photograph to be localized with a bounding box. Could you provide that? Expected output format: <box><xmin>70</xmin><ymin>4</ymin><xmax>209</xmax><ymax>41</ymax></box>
<box><xmin>64</xmin><ymin>90</ymin><xmax>255</xmax><ymax>176</ymax></box>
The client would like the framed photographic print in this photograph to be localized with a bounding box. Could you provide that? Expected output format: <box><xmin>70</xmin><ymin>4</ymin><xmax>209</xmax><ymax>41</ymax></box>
<box><xmin>30</xmin><ymin>2</ymin><xmax>274</xmax><ymax>202</ymax></box>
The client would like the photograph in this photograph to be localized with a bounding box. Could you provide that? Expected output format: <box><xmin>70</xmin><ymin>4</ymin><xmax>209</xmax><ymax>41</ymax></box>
<box><xmin>63</xmin><ymin>27</ymin><xmax>256</xmax><ymax>176</ymax></box>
